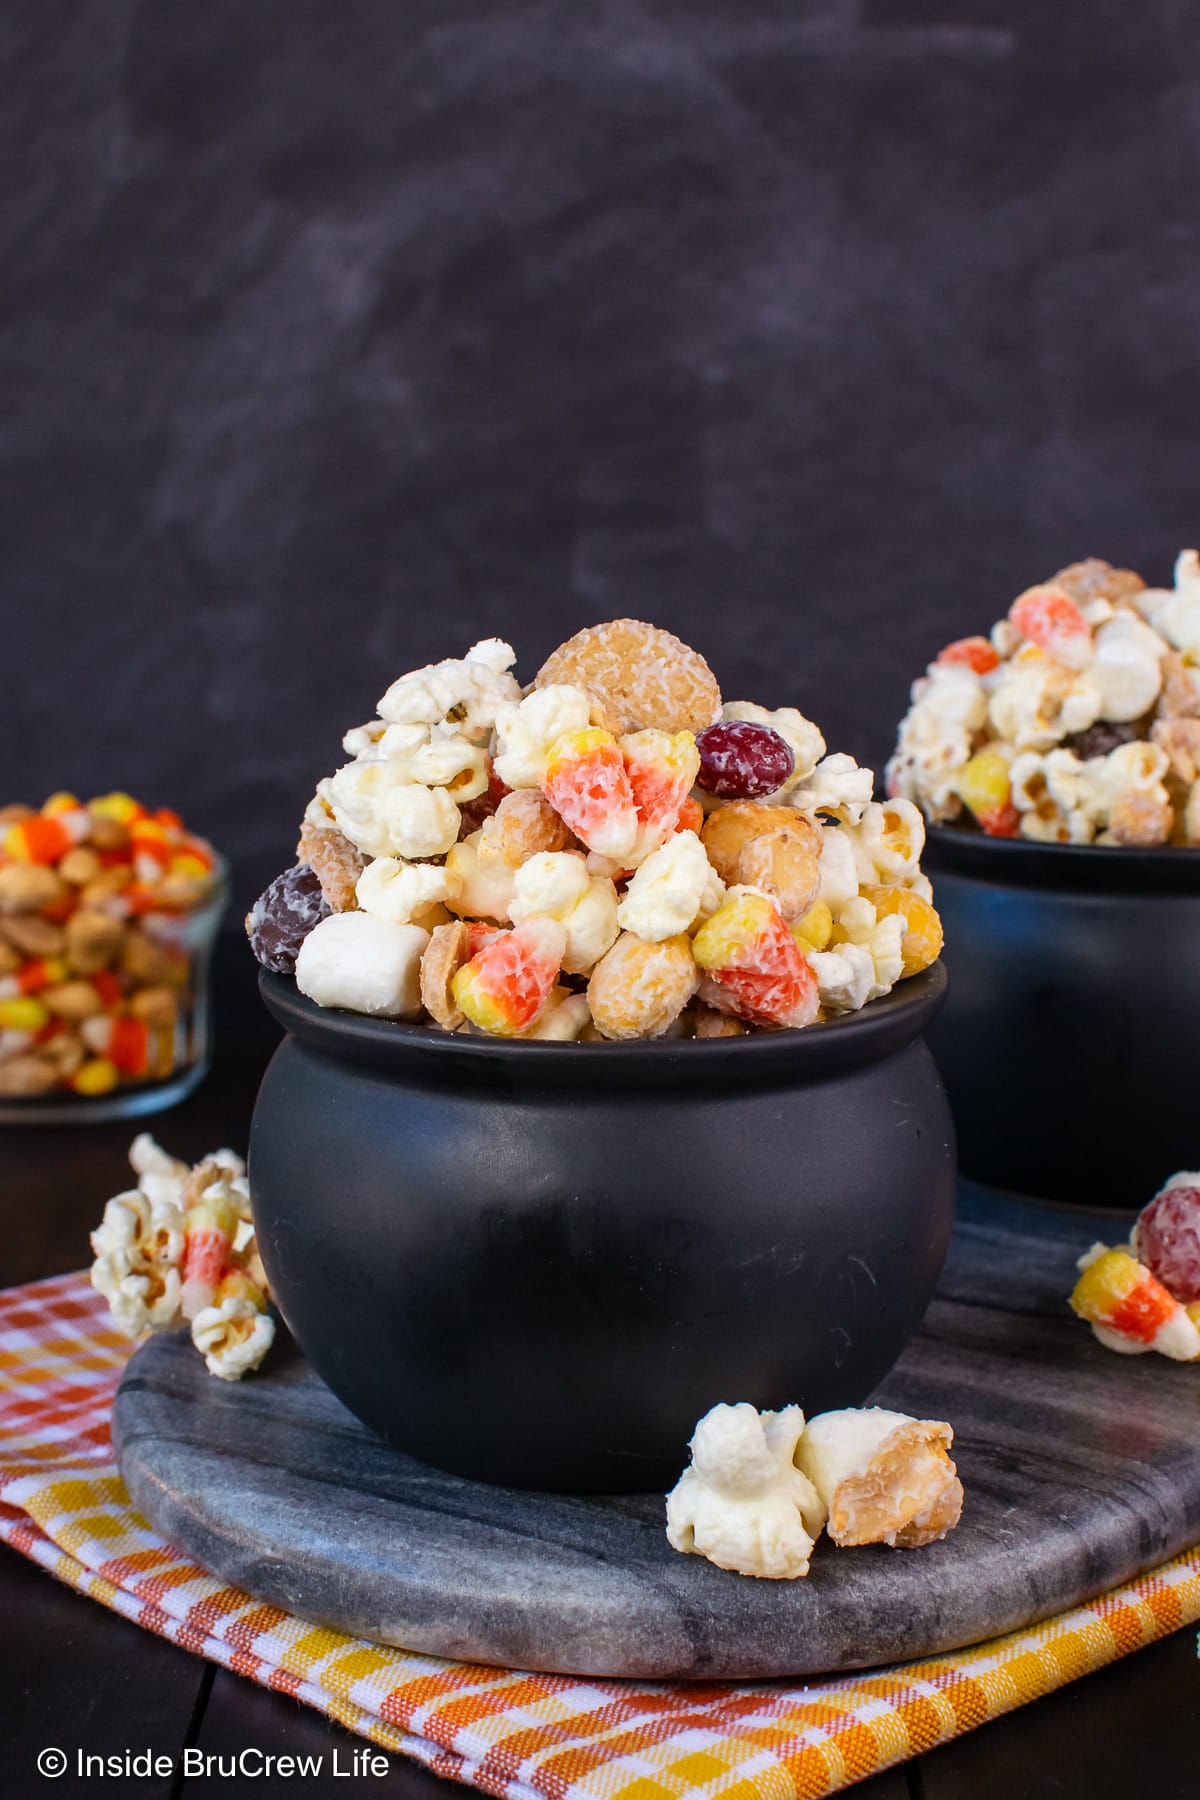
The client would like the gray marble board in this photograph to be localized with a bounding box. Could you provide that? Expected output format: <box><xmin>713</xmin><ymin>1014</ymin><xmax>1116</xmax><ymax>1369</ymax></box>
<box><xmin>113</xmin><ymin>1186</ymin><xmax>1200</xmax><ymax>1680</ymax></box>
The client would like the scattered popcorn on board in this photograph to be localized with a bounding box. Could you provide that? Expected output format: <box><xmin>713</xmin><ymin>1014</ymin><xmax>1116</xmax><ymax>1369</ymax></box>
<box><xmin>89</xmin><ymin>1136</ymin><xmax>274</xmax><ymax>1380</ymax></box>
<box><xmin>665</xmin><ymin>1400</ymin><xmax>963</xmax><ymax>1579</ymax></box>
<box><xmin>888</xmin><ymin>552</ymin><xmax>1200</xmax><ymax>847</ymax></box>
<box><xmin>247</xmin><ymin>622</ymin><xmax>943</xmax><ymax>1039</ymax></box>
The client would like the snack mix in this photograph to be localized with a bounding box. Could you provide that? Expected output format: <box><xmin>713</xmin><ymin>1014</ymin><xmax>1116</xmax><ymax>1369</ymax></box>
<box><xmin>0</xmin><ymin>792</ymin><xmax>220</xmax><ymax>1100</ymax></box>
<box><xmin>665</xmin><ymin>1400</ymin><xmax>963</xmax><ymax>1579</ymax></box>
<box><xmin>247</xmin><ymin>622</ymin><xmax>942</xmax><ymax>1039</ymax></box>
<box><xmin>1070</xmin><ymin>1171</ymin><xmax>1200</xmax><ymax>1361</ymax></box>
<box><xmin>888</xmin><ymin>551</ymin><xmax>1200</xmax><ymax>846</ymax></box>
<box><xmin>89</xmin><ymin>1136</ymin><xmax>273</xmax><ymax>1380</ymax></box>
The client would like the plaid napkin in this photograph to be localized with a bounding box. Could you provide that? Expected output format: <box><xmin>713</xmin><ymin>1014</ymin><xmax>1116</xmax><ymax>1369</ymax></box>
<box><xmin>2</xmin><ymin>1271</ymin><xmax>1198</xmax><ymax>1800</ymax></box>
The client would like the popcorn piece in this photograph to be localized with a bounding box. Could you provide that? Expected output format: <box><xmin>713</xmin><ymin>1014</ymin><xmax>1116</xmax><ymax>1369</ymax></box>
<box><xmin>295</xmin><ymin>913</ymin><xmax>429</xmax><ymax>1017</ymax></box>
<box><xmin>721</xmin><ymin>702</ymin><xmax>826</xmax><ymax>787</ymax></box>
<box><xmin>493</xmin><ymin>685</ymin><xmax>594</xmax><ymax>789</ymax></box>
<box><xmin>616</xmin><ymin>832</ymin><xmax>722</xmax><ymax>942</ymax></box>
<box><xmin>443</xmin><ymin>833</ymin><xmax>517</xmax><ymax>925</ymax></box>
<box><xmin>795</xmin><ymin>1407</ymin><xmax>964</xmax><ymax>1548</ymax></box>
<box><xmin>355</xmin><ymin>856</ymin><xmax>452</xmax><ymax>925</ymax></box>
<box><xmin>814</xmin><ymin>825</ymin><xmax>859</xmax><ymax>912</ymax></box>
<box><xmin>535</xmin><ymin>619</ymin><xmax>722</xmax><ymax>736</ymax></box>
<box><xmin>587</xmin><ymin>931</ymin><xmax>699</xmax><ymax>1040</ymax></box>
<box><xmin>1070</xmin><ymin>1246</ymin><xmax>1200</xmax><ymax>1359</ymax></box>
<box><xmin>509</xmin><ymin>852</ymin><xmax>620</xmax><ymax>975</ymax></box>
<box><xmin>1138</xmin><ymin>550</ymin><xmax>1200</xmax><ymax>657</ymax></box>
<box><xmin>541</xmin><ymin>729</ymin><xmax>639</xmax><ymax>861</ymax></box>
<box><xmin>666</xmin><ymin>1403</ymin><xmax>826</xmax><ymax>1579</ymax></box>
<box><xmin>844</xmin><ymin>799</ymin><xmax>926</xmax><ymax>886</ymax></box>
<box><xmin>376</xmin><ymin>639</ymin><xmax>521</xmax><ymax>743</ymax></box>
<box><xmin>452</xmin><ymin>917</ymin><xmax>566</xmax><ymax>1036</ymax></box>
<box><xmin>89</xmin><ymin>1185</ymin><xmax>186</xmax><ymax>1338</ymax></box>
<box><xmin>827</xmin><ymin>898</ymin><xmax>906</xmax><ymax>1002</ymax></box>
<box><xmin>191</xmin><ymin>1286</ymin><xmax>275</xmax><ymax>1381</ymax></box>
<box><xmin>790</xmin><ymin>753</ymin><xmax>875</xmax><ymax>824</ymax></box>
<box><xmin>320</xmin><ymin>763</ymin><xmax>460</xmax><ymax>861</ymax></box>
<box><xmin>693</xmin><ymin>891</ymin><xmax>819</xmax><ymax>1029</ymax></box>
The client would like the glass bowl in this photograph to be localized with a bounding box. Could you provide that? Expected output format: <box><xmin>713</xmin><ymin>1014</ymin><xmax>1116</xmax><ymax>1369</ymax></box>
<box><xmin>0</xmin><ymin>859</ymin><xmax>229</xmax><ymax>1126</ymax></box>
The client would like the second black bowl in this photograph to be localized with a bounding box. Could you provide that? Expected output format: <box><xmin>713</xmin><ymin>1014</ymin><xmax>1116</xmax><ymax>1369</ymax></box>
<box><xmin>925</xmin><ymin>829</ymin><xmax>1200</xmax><ymax>1207</ymax></box>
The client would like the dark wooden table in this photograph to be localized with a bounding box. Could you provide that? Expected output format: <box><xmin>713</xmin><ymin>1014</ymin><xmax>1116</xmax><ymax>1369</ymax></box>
<box><xmin>2</xmin><ymin>933</ymin><xmax>1196</xmax><ymax>1799</ymax></box>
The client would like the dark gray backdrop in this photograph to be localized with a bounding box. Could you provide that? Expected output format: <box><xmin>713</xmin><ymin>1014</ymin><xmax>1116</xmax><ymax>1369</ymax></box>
<box><xmin>3</xmin><ymin>1</ymin><xmax>1198</xmax><ymax>907</ymax></box>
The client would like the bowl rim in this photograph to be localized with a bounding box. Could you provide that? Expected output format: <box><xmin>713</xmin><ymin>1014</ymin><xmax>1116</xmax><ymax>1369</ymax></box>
<box><xmin>924</xmin><ymin>823</ymin><xmax>1200</xmax><ymax>894</ymax></box>
<box><xmin>258</xmin><ymin>961</ymin><xmax>949</xmax><ymax>1089</ymax></box>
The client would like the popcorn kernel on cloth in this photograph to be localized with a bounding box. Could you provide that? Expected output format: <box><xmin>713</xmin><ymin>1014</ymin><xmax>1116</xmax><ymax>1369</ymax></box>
<box><xmin>268</xmin><ymin>620</ymin><xmax>941</xmax><ymax>1037</ymax></box>
<box><xmin>889</xmin><ymin>549</ymin><xmax>1200</xmax><ymax>845</ymax></box>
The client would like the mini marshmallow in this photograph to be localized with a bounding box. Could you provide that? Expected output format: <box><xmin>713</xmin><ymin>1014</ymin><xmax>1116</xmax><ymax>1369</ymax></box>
<box><xmin>295</xmin><ymin>913</ymin><xmax>429</xmax><ymax>1017</ymax></box>
<box><xmin>1089</xmin><ymin>613</ymin><xmax>1165</xmax><ymax>723</ymax></box>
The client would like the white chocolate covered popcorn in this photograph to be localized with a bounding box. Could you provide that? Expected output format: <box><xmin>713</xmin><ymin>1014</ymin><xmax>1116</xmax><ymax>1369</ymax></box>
<box><xmin>493</xmin><ymin>685</ymin><xmax>594</xmax><ymax>789</ymax></box>
<box><xmin>616</xmin><ymin>831</ymin><xmax>723</xmax><ymax>942</ymax></box>
<box><xmin>796</xmin><ymin>1407</ymin><xmax>963</xmax><ymax>1548</ymax></box>
<box><xmin>666</xmin><ymin>1403</ymin><xmax>826</xmax><ymax>1579</ymax></box>
<box><xmin>790</xmin><ymin>753</ymin><xmax>874</xmax><ymax>823</ymax></box>
<box><xmin>191</xmin><ymin>1293</ymin><xmax>275</xmax><ymax>1380</ymax></box>
<box><xmin>355</xmin><ymin>856</ymin><xmax>452</xmax><ymax>925</ymax></box>
<box><xmin>320</xmin><ymin>763</ymin><xmax>461</xmax><ymax>861</ymax></box>
<box><xmin>376</xmin><ymin>639</ymin><xmax>520</xmax><ymax>742</ymax></box>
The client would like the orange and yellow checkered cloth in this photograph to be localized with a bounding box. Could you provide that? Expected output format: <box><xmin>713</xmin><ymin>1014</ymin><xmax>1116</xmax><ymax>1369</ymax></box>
<box><xmin>3</xmin><ymin>1271</ymin><xmax>1199</xmax><ymax>1800</ymax></box>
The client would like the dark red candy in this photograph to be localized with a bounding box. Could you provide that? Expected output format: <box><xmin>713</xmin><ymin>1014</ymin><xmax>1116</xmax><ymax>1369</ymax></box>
<box><xmin>695</xmin><ymin>721</ymin><xmax>795</xmax><ymax>799</ymax></box>
<box><xmin>1135</xmin><ymin>1181</ymin><xmax>1200</xmax><ymax>1303</ymax></box>
<box><xmin>245</xmin><ymin>864</ymin><xmax>330</xmax><ymax>974</ymax></box>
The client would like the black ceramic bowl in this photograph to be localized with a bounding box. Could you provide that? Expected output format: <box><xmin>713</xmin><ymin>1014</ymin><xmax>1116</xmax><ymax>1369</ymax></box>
<box><xmin>925</xmin><ymin>828</ymin><xmax>1200</xmax><ymax>1207</ymax></box>
<box><xmin>249</xmin><ymin>966</ymin><xmax>956</xmax><ymax>1493</ymax></box>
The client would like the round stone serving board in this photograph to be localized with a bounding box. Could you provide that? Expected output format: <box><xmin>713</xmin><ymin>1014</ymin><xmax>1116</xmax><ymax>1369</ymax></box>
<box><xmin>113</xmin><ymin>1186</ymin><xmax>1200</xmax><ymax>1680</ymax></box>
